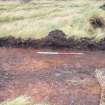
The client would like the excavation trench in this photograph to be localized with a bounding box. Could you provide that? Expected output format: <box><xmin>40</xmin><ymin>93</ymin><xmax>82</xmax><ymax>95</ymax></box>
<box><xmin>0</xmin><ymin>30</ymin><xmax>105</xmax><ymax>105</ymax></box>
<box><xmin>0</xmin><ymin>48</ymin><xmax>105</xmax><ymax>105</ymax></box>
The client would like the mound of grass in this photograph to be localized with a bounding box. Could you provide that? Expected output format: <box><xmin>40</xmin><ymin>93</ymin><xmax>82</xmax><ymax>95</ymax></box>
<box><xmin>0</xmin><ymin>96</ymin><xmax>51</xmax><ymax>105</ymax></box>
<box><xmin>95</xmin><ymin>69</ymin><xmax>105</xmax><ymax>105</ymax></box>
<box><xmin>0</xmin><ymin>0</ymin><xmax>105</xmax><ymax>40</ymax></box>
<box><xmin>0</xmin><ymin>96</ymin><xmax>31</xmax><ymax>105</ymax></box>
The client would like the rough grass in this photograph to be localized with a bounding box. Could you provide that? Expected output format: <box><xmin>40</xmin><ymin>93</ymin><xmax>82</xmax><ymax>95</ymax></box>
<box><xmin>0</xmin><ymin>96</ymin><xmax>51</xmax><ymax>105</ymax></box>
<box><xmin>95</xmin><ymin>69</ymin><xmax>105</xmax><ymax>105</ymax></box>
<box><xmin>0</xmin><ymin>96</ymin><xmax>31</xmax><ymax>105</ymax></box>
<box><xmin>0</xmin><ymin>0</ymin><xmax>105</xmax><ymax>40</ymax></box>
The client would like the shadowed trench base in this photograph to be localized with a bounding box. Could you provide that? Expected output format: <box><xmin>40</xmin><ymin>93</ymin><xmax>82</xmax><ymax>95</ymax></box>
<box><xmin>0</xmin><ymin>48</ymin><xmax>105</xmax><ymax>105</ymax></box>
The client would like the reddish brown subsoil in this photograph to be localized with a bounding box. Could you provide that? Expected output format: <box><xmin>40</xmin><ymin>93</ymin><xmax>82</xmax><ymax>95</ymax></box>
<box><xmin>0</xmin><ymin>48</ymin><xmax>105</xmax><ymax>105</ymax></box>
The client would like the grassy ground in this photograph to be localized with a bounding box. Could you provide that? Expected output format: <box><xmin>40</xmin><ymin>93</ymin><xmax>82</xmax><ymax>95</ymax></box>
<box><xmin>0</xmin><ymin>96</ymin><xmax>31</xmax><ymax>105</ymax></box>
<box><xmin>0</xmin><ymin>0</ymin><xmax>105</xmax><ymax>40</ymax></box>
<box><xmin>0</xmin><ymin>96</ymin><xmax>50</xmax><ymax>105</ymax></box>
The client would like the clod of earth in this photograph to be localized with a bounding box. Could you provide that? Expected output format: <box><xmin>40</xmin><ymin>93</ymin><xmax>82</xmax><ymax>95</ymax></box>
<box><xmin>42</xmin><ymin>30</ymin><xmax>68</xmax><ymax>48</ymax></box>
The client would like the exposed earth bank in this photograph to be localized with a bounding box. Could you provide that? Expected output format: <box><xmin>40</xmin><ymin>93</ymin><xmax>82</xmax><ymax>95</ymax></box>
<box><xmin>1</xmin><ymin>30</ymin><xmax>105</xmax><ymax>50</ymax></box>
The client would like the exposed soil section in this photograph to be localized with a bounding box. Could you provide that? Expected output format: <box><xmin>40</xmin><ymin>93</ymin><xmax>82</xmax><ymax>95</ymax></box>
<box><xmin>0</xmin><ymin>48</ymin><xmax>105</xmax><ymax>105</ymax></box>
<box><xmin>0</xmin><ymin>30</ymin><xmax>105</xmax><ymax>50</ymax></box>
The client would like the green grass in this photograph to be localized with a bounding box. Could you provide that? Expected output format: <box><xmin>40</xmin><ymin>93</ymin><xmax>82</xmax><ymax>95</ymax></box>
<box><xmin>0</xmin><ymin>96</ymin><xmax>51</xmax><ymax>105</ymax></box>
<box><xmin>0</xmin><ymin>0</ymin><xmax>105</xmax><ymax>40</ymax></box>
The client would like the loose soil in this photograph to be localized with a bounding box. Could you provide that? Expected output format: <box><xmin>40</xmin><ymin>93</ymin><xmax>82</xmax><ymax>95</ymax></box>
<box><xmin>0</xmin><ymin>48</ymin><xmax>105</xmax><ymax>105</ymax></box>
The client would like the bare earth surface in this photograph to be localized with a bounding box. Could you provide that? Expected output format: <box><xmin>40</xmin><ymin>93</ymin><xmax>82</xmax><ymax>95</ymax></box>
<box><xmin>0</xmin><ymin>48</ymin><xmax>105</xmax><ymax>105</ymax></box>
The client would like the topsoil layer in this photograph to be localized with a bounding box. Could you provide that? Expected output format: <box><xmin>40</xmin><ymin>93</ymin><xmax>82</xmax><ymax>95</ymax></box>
<box><xmin>0</xmin><ymin>30</ymin><xmax>105</xmax><ymax>50</ymax></box>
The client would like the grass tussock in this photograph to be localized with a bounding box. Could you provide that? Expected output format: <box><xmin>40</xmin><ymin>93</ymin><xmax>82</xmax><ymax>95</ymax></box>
<box><xmin>95</xmin><ymin>69</ymin><xmax>105</xmax><ymax>105</ymax></box>
<box><xmin>0</xmin><ymin>96</ymin><xmax>31</xmax><ymax>105</ymax></box>
<box><xmin>0</xmin><ymin>0</ymin><xmax>105</xmax><ymax>40</ymax></box>
<box><xmin>0</xmin><ymin>96</ymin><xmax>51</xmax><ymax>105</ymax></box>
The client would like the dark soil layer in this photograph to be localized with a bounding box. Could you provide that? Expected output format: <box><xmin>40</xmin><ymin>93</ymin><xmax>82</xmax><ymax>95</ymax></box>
<box><xmin>0</xmin><ymin>30</ymin><xmax>105</xmax><ymax>50</ymax></box>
